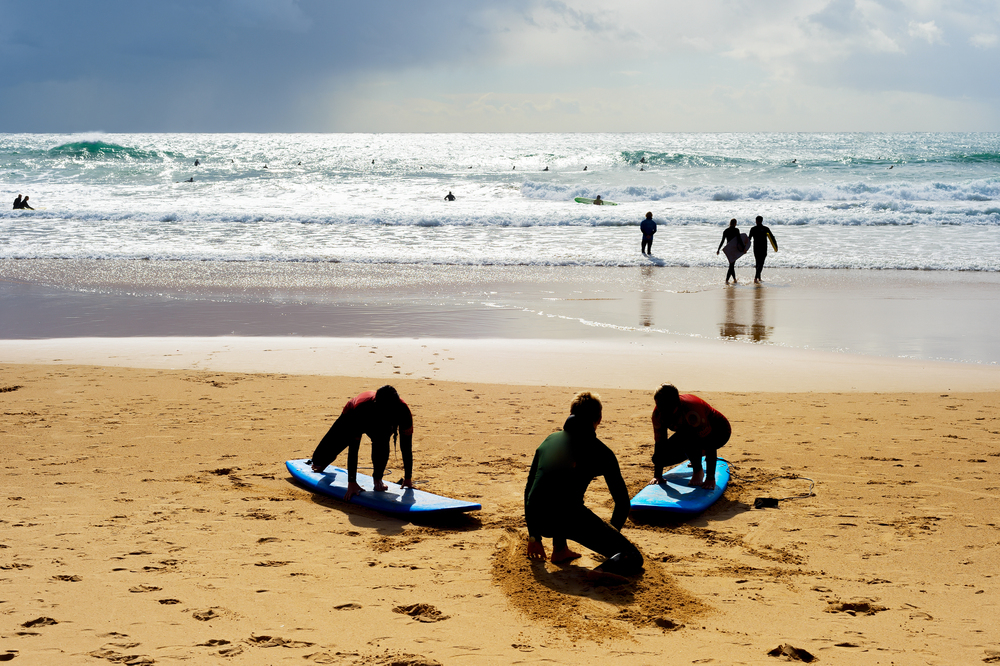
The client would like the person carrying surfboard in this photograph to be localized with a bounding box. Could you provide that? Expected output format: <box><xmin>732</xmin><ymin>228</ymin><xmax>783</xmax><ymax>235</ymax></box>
<box><xmin>717</xmin><ymin>218</ymin><xmax>747</xmax><ymax>284</ymax></box>
<box><xmin>310</xmin><ymin>385</ymin><xmax>414</xmax><ymax>501</ymax></box>
<box><xmin>649</xmin><ymin>384</ymin><xmax>731</xmax><ymax>491</ymax></box>
<box><xmin>747</xmin><ymin>215</ymin><xmax>777</xmax><ymax>284</ymax></box>
<box><xmin>524</xmin><ymin>392</ymin><xmax>644</xmax><ymax>580</ymax></box>
<box><xmin>640</xmin><ymin>211</ymin><xmax>656</xmax><ymax>255</ymax></box>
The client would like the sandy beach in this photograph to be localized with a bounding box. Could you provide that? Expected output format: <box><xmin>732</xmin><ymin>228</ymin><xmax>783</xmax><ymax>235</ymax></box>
<box><xmin>3</xmin><ymin>257</ymin><xmax>1000</xmax><ymax>664</ymax></box>
<box><xmin>2</xmin><ymin>346</ymin><xmax>1000</xmax><ymax>664</ymax></box>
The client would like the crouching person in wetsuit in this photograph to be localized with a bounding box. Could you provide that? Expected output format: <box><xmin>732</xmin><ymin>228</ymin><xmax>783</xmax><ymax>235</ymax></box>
<box><xmin>524</xmin><ymin>391</ymin><xmax>644</xmax><ymax>579</ymax></box>
<box><xmin>650</xmin><ymin>384</ymin><xmax>730</xmax><ymax>491</ymax></box>
<box><xmin>310</xmin><ymin>385</ymin><xmax>414</xmax><ymax>501</ymax></box>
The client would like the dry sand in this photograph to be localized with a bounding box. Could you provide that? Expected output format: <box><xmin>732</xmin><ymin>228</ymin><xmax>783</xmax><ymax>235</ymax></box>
<box><xmin>2</xmin><ymin>359</ymin><xmax>1000</xmax><ymax>665</ymax></box>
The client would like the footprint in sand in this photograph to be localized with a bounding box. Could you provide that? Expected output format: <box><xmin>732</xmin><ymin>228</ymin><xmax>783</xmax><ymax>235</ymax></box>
<box><xmin>192</xmin><ymin>609</ymin><xmax>220</xmax><ymax>621</ymax></box>
<box><xmin>52</xmin><ymin>574</ymin><xmax>82</xmax><ymax>582</ymax></box>
<box><xmin>128</xmin><ymin>584</ymin><xmax>161</xmax><ymax>593</ymax></box>
<box><xmin>21</xmin><ymin>617</ymin><xmax>57</xmax><ymax>628</ymax></box>
<box><xmin>196</xmin><ymin>639</ymin><xmax>230</xmax><ymax>647</ymax></box>
<box><xmin>247</xmin><ymin>635</ymin><xmax>316</xmax><ymax>648</ymax></box>
<box><xmin>392</xmin><ymin>603</ymin><xmax>449</xmax><ymax>623</ymax></box>
<box><xmin>158</xmin><ymin>599</ymin><xmax>181</xmax><ymax>605</ymax></box>
<box><xmin>334</xmin><ymin>603</ymin><xmax>362</xmax><ymax>610</ymax></box>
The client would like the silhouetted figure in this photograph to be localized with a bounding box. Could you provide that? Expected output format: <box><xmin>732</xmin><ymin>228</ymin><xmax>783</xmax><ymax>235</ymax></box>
<box><xmin>19</xmin><ymin>195</ymin><xmax>33</xmax><ymax>210</ymax></box>
<box><xmin>12</xmin><ymin>195</ymin><xmax>22</xmax><ymax>209</ymax></box>
<box><xmin>593</xmin><ymin>195</ymin><xmax>604</xmax><ymax>205</ymax></box>
<box><xmin>444</xmin><ymin>191</ymin><xmax>456</xmax><ymax>201</ymax></box>
<box><xmin>640</xmin><ymin>212</ymin><xmax>656</xmax><ymax>255</ymax></box>
<box><xmin>194</xmin><ymin>159</ymin><xmax>200</xmax><ymax>166</ymax></box>
<box><xmin>747</xmin><ymin>216</ymin><xmax>777</xmax><ymax>284</ymax></box>
<box><xmin>717</xmin><ymin>218</ymin><xmax>746</xmax><ymax>284</ymax></box>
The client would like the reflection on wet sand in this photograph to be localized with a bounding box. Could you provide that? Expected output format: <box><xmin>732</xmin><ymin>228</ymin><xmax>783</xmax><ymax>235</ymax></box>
<box><xmin>721</xmin><ymin>285</ymin><xmax>772</xmax><ymax>342</ymax></box>
<box><xmin>639</xmin><ymin>264</ymin><xmax>655</xmax><ymax>328</ymax></box>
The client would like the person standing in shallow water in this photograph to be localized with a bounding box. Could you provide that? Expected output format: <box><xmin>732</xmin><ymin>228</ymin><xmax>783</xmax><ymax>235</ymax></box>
<box><xmin>640</xmin><ymin>212</ymin><xmax>656</xmax><ymax>255</ymax></box>
<box><xmin>524</xmin><ymin>392</ymin><xmax>644</xmax><ymax>579</ymax></box>
<box><xmin>717</xmin><ymin>218</ymin><xmax>745</xmax><ymax>284</ymax></box>
<box><xmin>747</xmin><ymin>215</ymin><xmax>777</xmax><ymax>283</ymax></box>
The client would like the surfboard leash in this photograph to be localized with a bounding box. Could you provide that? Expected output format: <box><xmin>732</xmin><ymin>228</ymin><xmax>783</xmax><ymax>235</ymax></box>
<box><xmin>753</xmin><ymin>476</ymin><xmax>815</xmax><ymax>509</ymax></box>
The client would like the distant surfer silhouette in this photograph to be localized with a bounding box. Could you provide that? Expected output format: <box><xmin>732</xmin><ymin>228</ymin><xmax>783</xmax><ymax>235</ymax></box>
<box><xmin>593</xmin><ymin>195</ymin><xmax>604</xmax><ymax>205</ymax></box>
<box><xmin>14</xmin><ymin>195</ymin><xmax>34</xmax><ymax>210</ymax></box>
<box><xmin>543</xmin><ymin>167</ymin><xmax>549</xmax><ymax>171</ymax></box>
<box><xmin>583</xmin><ymin>166</ymin><xmax>588</xmax><ymax>171</ymax></box>
<box><xmin>194</xmin><ymin>159</ymin><xmax>200</xmax><ymax>166</ymax></box>
<box><xmin>12</xmin><ymin>195</ymin><xmax>22</xmax><ymax>209</ymax></box>
<box><xmin>444</xmin><ymin>191</ymin><xmax>456</xmax><ymax>201</ymax></box>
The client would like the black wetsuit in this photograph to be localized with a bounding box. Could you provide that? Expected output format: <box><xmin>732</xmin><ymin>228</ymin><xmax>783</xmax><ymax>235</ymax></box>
<box><xmin>718</xmin><ymin>227</ymin><xmax>745</xmax><ymax>282</ymax></box>
<box><xmin>524</xmin><ymin>415</ymin><xmax>642</xmax><ymax>572</ymax></box>
<box><xmin>747</xmin><ymin>224</ymin><xmax>776</xmax><ymax>281</ymax></box>
<box><xmin>311</xmin><ymin>391</ymin><xmax>413</xmax><ymax>483</ymax></box>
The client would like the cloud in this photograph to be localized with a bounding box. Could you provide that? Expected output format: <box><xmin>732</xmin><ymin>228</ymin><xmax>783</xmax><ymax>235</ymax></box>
<box><xmin>970</xmin><ymin>33</ymin><xmax>999</xmax><ymax>48</ymax></box>
<box><xmin>908</xmin><ymin>20</ymin><xmax>944</xmax><ymax>44</ymax></box>
<box><xmin>0</xmin><ymin>0</ymin><xmax>997</xmax><ymax>131</ymax></box>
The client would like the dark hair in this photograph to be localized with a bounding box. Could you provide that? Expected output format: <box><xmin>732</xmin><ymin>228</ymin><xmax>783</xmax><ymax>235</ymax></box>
<box><xmin>653</xmin><ymin>384</ymin><xmax>679</xmax><ymax>411</ymax></box>
<box><xmin>569</xmin><ymin>391</ymin><xmax>602</xmax><ymax>424</ymax></box>
<box><xmin>375</xmin><ymin>385</ymin><xmax>402</xmax><ymax>445</ymax></box>
<box><xmin>755</xmin><ymin>215</ymin><xmax>763</xmax><ymax>223</ymax></box>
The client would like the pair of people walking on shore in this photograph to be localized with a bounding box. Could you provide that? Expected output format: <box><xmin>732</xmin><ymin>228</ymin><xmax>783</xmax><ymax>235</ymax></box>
<box><xmin>717</xmin><ymin>216</ymin><xmax>777</xmax><ymax>283</ymax></box>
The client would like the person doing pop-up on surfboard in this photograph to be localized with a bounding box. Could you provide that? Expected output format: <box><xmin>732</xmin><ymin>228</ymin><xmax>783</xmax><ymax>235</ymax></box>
<box><xmin>524</xmin><ymin>392</ymin><xmax>644</xmax><ymax>579</ymax></box>
<box><xmin>650</xmin><ymin>384</ymin><xmax>731</xmax><ymax>491</ymax></box>
<box><xmin>310</xmin><ymin>385</ymin><xmax>414</xmax><ymax>501</ymax></box>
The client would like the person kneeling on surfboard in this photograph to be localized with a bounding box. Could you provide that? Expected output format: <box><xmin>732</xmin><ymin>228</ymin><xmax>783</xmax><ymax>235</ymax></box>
<box><xmin>650</xmin><ymin>384</ymin><xmax>731</xmax><ymax>491</ymax></box>
<box><xmin>524</xmin><ymin>392</ymin><xmax>644</xmax><ymax>579</ymax></box>
<box><xmin>310</xmin><ymin>385</ymin><xmax>414</xmax><ymax>501</ymax></box>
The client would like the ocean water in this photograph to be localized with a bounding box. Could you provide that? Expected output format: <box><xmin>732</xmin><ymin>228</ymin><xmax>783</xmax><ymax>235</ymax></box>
<box><xmin>2</xmin><ymin>132</ymin><xmax>999</xmax><ymax>271</ymax></box>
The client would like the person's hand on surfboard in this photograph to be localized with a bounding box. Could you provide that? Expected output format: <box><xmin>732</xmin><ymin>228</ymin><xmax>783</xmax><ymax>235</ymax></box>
<box><xmin>344</xmin><ymin>481</ymin><xmax>364</xmax><ymax>500</ymax></box>
<box><xmin>648</xmin><ymin>476</ymin><xmax>665</xmax><ymax>486</ymax></box>
<box><xmin>526</xmin><ymin>538</ymin><xmax>546</xmax><ymax>560</ymax></box>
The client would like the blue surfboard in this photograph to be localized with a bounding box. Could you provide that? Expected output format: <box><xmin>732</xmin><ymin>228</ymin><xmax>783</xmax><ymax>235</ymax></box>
<box><xmin>285</xmin><ymin>459</ymin><xmax>481</xmax><ymax>515</ymax></box>
<box><xmin>629</xmin><ymin>459</ymin><xmax>730</xmax><ymax>515</ymax></box>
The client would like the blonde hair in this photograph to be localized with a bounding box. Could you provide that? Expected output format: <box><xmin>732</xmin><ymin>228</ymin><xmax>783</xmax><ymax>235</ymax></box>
<box><xmin>570</xmin><ymin>391</ymin><xmax>602</xmax><ymax>424</ymax></box>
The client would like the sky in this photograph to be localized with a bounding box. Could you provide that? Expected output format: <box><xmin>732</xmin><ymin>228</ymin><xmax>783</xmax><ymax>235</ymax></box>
<box><xmin>0</xmin><ymin>0</ymin><xmax>998</xmax><ymax>132</ymax></box>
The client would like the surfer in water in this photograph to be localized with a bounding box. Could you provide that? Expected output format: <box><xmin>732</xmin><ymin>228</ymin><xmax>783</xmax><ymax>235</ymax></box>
<box><xmin>310</xmin><ymin>385</ymin><xmax>414</xmax><ymax>501</ymax></box>
<box><xmin>12</xmin><ymin>195</ymin><xmax>22</xmax><ymax>209</ymax></box>
<box><xmin>593</xmin><ymin>195</ymin><xmax>604</xmax><ymax>205</ymax></box>
<box><xmin>640</xmin><ymin>212</ymin><xmax>656</xmax><ymax>255</ymax></box>
<box><xmin>747</xmin><ymin>215</ymin><xmax>777</xmax><ymax>284</ymax></box>
<box><xmin>14</xmin><ymin>195</ymin><xmax>34</xmax><ymax>210</ymax></box>
<box><xmin>649</xmin><ymin>384</ymin><xmax>731</xmax><ymax>491</ymax></box>
<box><xmin>524</xmin><ymin>392</ymin><xmax>644</xmax><ymax>580</ymax></box>
<box><xmin>444</xmin><ymin>191</ymin><xmax>456</xmax><ymax>201</ymax></box>
<box><xmin>717</xmin><ymin>218</ymin><xmax>746</xmax><ymax>284</ymax></box>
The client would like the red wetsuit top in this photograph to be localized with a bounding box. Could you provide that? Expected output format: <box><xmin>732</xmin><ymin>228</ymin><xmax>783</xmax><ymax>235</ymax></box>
<box><xmin>652</xmin><ymin>394</ymin><xmax>728</xmax><ymax>444</ymax></box>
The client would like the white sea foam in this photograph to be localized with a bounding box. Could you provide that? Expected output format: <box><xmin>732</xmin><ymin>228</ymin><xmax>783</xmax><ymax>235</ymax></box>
<box><xmin>1</xmin><ymin>132</ymin><xmax>999</xmax><ymax>269</ymax></box>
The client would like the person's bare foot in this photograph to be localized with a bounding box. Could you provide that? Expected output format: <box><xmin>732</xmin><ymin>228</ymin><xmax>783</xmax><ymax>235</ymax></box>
<box><xmin>688</xmin><ymin>470</ymin><xmax>705</xmax><ymax>487</ymax></box>
<box><xmin>551</xmin><ymin>547</ymin><xmax>582</xmax><ymax>564</ymax></box>
<box><xmin>373</xmin><ymin>479</ymin><xmax>388</xmax><ymax>492</ymax></box>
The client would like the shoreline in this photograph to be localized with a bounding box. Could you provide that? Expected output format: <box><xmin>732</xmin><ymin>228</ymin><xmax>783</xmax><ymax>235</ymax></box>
<box><xmin>4</xmin><ymin>335</ymin><xmax>1000</xmax><ymax>392</ymax></box>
